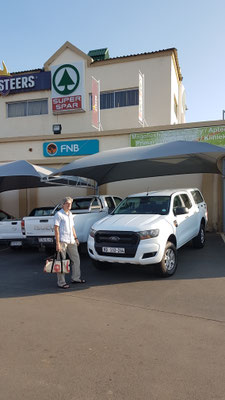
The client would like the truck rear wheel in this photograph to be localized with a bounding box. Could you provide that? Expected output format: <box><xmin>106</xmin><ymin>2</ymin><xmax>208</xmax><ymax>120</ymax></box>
<box><xmin>192</xmin><ymin>223</ymin><xmax>205</xmax><ymax>248</ymax></box>
<box><xmin>157</xmin><ymin>242</ymin><xmax>177</xmax><ymax>277</ymax></box>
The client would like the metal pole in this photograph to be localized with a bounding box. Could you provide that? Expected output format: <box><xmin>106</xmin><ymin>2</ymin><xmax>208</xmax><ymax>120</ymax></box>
<box><xmin>223</xmin><ymin>157</ymin><xmax>225</xmax><ymax>232</ymax></box>
<box><xmin>223</xmin><ymin>110</ymin><xmax>225</xmax><ymax>120</ymax></box>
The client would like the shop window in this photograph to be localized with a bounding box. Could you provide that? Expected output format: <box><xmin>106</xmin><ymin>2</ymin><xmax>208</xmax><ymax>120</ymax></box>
<box><xmin>90</xmin><ymin>88</ymin><xmax>138</xmax><ymax>110</ymax></box>
<box><xmin>115</xmin><ymin>89</ymin><xmax>138</xmax><ymax>108</ymax></box>
<box><xmin>7</xmin><ymin>99</ymin><xmax>48</xmax><ymax>118</ymax></box>
<box><xmin>100</xmin><ymin>92</ymin><xmax>114</xmax><ymax>109</ymax></box>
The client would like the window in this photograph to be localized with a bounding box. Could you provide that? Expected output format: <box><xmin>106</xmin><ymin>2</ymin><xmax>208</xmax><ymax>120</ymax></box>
<box><xmin>90</xmin><ymin>198</ymin><xmax>101</xmax><ymax>211</ymax></box>
<box><xmin>114</xmin><ymin>197</ymin><xmax>122</xmax><ymax>207</ymax></box>
<box><xmin>100</xmin><ymin>92</ymin><xmax>114</xmax><ymax>109</ymax></box>
<box><xmin>7</xmin><ymin>99</ymin><xmax>48</xmax><ymax>118</ymax></box>
<box><xmin>113</xmin><ymin>196</ymin><xmax>170</xmax><ymax>215</ymax></box>
<box><xmin>191</xmin><ymin>190</ymin><xmax>204</xmax><ymax>204</ymax></box>
<box><xmin>105</xmin><ymin>197</ymin><xmax>115</xmax><ymax>212</ymax></box>
<box><xmin>173</xmin><ymin>195</ymin><xmax>182</xmax><ymax>215</ymax></box>
<box><xmin>29</xmin><ymin>207</ymin><xmax>55</xmax><ymax>216</ymax></box>
<box><xmin>90</xmin><ymin>88</ymin><xmax>139</xmax><ymax>110</ymax></box>
<box><xmin>0</xmin><ymin>210</ymin><xmax>13</xmax><ymax>220</ymax></box>
<box><xmin>115</xmin><ymin>89</ymin><xmax>138</xmax><ymax>108</ymax></box>
<box><xmin>180</xmin><ymin>194</ymin><xmax>192</xmax><ymax>209</ymax></box>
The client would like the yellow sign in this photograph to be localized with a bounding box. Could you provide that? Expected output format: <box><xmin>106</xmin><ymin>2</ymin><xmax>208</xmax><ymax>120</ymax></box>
<box><xmin>0</xmin><ymin>61</ymin><xmax>10</xmax><ymax>76</ymax></box>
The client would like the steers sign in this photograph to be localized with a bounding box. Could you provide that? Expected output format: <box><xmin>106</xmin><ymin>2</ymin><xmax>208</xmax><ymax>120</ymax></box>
<box><xmin>51</xmin><ymin>62</ymin><xmax>85</xmax><ymax>114</ymax></box>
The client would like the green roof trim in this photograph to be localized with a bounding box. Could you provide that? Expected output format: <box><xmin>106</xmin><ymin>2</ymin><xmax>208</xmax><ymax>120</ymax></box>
<box><xmin>88</xmin><ymin>48</ymin><xmax>109</xmax><ymax>61</ymax></box>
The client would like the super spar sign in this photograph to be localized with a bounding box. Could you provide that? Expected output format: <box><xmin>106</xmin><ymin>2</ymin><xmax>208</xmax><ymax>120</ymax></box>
<box><xmin>51</xmin><ymin>62</ymin><xmax>85</xmax><ymax>113</ymax></box>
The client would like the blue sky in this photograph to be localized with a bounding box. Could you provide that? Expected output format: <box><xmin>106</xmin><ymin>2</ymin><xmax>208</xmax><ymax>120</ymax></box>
<box><xmin>1</xmin><ymin>0</ymin><xmax>225</xmax><ymax>123</ymax></box>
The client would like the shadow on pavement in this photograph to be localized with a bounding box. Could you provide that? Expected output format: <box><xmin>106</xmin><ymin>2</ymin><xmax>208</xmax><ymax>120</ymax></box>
<box><xmin>0</xmin><ymin>233</ymin><xmax>224</xmax><ymax>298</ymax></box>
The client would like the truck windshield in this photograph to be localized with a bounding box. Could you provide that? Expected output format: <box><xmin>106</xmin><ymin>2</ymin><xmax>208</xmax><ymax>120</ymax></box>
<box><xmin>113</xmin><ymin>196</ymin><xmax>170</xmax><ymax>215</ymax></box>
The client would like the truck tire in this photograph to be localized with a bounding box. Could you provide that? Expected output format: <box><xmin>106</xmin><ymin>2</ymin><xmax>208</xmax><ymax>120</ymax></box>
<box><xmin>92</xmin><ymin>260</ymin><xmax>111</xmax><ymax>270</ymax></box>
<box><xmin>157</xmin><ymin>241</ymin><xmax>177</xmax><ymax>277</ymax></box>
<box><xmin>192</xmin><ymin>223</ymin><xmax>205</xmax><ymax>248</ymax></box>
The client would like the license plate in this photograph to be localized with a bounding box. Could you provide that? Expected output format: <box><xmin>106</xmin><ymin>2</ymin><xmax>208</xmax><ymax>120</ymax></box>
<box><xmin>38</xmin><ymin>238</ymin><xmax>53</xmax><ymax>243</ymax></box>
<box><xmin>102</xmin><ymin>247</ymin><xmax>125</xmax><ymax>254</ymax></box>
<box><xmin>10</xmin><ymin>241</ymin><xmax>22</xmax><ymax>246</ymax></box>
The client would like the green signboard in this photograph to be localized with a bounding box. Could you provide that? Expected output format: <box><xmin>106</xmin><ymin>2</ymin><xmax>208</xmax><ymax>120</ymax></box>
<box><xmin>130</xmin><ymin>125</ymin><xmax>225</xmax><ymax>147</ymax></box>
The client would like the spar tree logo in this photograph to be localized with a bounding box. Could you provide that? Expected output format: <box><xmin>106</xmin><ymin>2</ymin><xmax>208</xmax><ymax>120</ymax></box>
<box><xmin>53</xmin><ymin>64</ymin><xmax>80</xmax><ymax>95</ymax></box>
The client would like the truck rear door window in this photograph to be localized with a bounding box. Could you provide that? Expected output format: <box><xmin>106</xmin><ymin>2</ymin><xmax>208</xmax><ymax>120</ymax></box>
<box><xmin>180</xmin><ymin>194</ymin><xmax>192</xmax><ymax>209</ymax></box>
<box><xmin>191</xmin><ymin>190</ymin><xmax>204</xmax><ymax>204</ymax></box>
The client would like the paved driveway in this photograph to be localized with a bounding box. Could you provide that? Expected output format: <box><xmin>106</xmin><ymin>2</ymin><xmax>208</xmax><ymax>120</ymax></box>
<box><xmin>0</xmin><ymin>233</ymin><xmax>225</xmax><ymax>400</ymax></box>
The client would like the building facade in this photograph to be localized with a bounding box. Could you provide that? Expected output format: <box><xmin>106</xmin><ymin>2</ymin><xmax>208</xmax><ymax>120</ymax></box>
<box><xmin>0</xmin><ymin>42</ymin><xmax>224</xmax><ymax>230</ymax></box>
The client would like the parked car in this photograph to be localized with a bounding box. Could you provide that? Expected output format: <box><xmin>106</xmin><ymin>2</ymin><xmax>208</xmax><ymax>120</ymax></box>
<box><xmin>0</xmin><ymin>210</ymin><xmax>25</xmax><ymax>248</ymax></box>
<box><xmin>0</xmin><ymin>207</ymin><xmax>55</xmax><ymax>249</ymax></box>
<box><xmin>88</xmin><ymin>188</ymin><xmax>208</xmax><ymax>277</ymax></box>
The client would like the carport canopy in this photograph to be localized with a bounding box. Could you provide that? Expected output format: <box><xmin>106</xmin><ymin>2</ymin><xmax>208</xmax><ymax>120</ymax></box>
<box><xmin>47</xmin><ymin>140</ymin><xmax>225</xmax><ymax>231</ymax></box>
<box><xmin>0</xmin><ymin>160</ymin><xmax>95</xmax><ymax>193</ymax></box>
<box><xmin>48</xmin><ymin>140</ymin><xmax>225</xmax><ymax>185</ymax></box>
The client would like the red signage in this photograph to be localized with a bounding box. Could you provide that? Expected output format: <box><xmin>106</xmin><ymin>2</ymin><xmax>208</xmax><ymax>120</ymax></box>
<box><xmin>52</xmin><ymin>95</ymin><xmax>82</xmax><ymax>112</ymax></box>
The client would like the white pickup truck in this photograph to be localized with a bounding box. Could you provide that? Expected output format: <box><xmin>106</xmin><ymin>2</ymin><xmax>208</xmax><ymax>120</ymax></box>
<box><xmin>22</xmin><ymin>195</ymin><xmax>122</xmax><ymax>251</ymax></box>
<box><xmin>88</xmin><ymin>188</ymin><xmax>208</xmax><ymax>277</ymax></box>
<box><xmin>0</xmin><ymin>209</ymin><xmax>25</xmax><ymax>248</ymax></box>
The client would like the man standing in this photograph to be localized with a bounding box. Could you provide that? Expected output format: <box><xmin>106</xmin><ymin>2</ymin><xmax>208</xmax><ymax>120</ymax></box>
<box><xmin>54</xmin><ymin>196</ymin><xmax>86</xmax><ymax>289</ymax></box>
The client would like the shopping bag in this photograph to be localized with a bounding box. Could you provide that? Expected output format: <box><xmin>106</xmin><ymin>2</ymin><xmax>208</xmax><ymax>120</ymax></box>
<box><xmin>44</xmin><ymin>252</ymin><xmax>70</xmax><ymax>273</ymax></box>
<box><xmin>44</xmin><ymin>257</ymin><xmax>54</xmax><ymax>273</ymax></box>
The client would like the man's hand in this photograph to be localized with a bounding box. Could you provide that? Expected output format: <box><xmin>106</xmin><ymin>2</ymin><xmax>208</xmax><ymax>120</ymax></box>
<box><xmin>56</xmin><ymin>242</ymin><xmax>61</xmax><ymax>252</ymax></box>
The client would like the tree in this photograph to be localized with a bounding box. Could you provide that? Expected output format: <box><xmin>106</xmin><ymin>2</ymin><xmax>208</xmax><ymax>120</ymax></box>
<box><xmin>58</xmin><ymin>69</ymin><xmax>74</xmax><ymax>94</ymax></box>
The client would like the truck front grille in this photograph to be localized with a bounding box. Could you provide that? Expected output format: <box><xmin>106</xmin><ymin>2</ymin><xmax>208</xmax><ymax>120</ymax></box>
<box><xmin>94</xmin><ymin>231</ymin><xmax>140</xmax><ymax>258</ymax></box>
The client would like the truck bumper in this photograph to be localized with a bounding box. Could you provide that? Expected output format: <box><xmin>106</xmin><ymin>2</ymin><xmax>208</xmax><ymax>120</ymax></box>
<box><xmin>26</xmin><ymin>236</ymin><xmax>55</xmax><ymax>248</ymax></box>
<box><xmin>0</xmin><ymin>238</ymin><xmax>27</xmax><ymax>248</ymax></box>
<box><xmin>87</xmin><ymin>236</ymin><xmax>164</xmax><ymax>265</ymax></box>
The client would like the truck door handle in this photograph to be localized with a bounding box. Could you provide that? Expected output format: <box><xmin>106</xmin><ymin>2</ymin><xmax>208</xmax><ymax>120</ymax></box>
<box><xmin>11</xmin><ymin>222</ymin><xmax>17</xmax><ymax>225</ymax></box>
<box><xmin>40</xmin><ymin>219</ymin><xmax>49</xmax><ymax>222</ymax></box>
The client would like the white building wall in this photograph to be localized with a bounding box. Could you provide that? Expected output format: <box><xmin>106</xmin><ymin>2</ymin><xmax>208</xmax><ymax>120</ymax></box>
<box><xmin>0</xmin><ymin>50</ymin><xmax>181</xmax><ymax>143</ymax></box>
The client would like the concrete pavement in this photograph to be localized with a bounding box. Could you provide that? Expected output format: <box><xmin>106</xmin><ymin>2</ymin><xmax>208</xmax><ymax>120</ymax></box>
<box><xmin>0</xmin><ymin>233</ymin><xmax>225</xmax><ymax>400</ymax></box>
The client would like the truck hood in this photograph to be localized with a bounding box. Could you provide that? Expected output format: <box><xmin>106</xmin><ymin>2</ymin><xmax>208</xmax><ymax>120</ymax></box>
<box><xmin>92</xmin><ymin>214</ymin><xmax>162</xmax><ymax>231</ymax></box>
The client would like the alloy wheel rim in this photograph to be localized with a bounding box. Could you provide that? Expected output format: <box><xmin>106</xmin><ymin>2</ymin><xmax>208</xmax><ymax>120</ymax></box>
<box><xmin>201</xmin><ymin>228</ymin><xmax>205</xmax><ymax>243</ymax></box>
<box><xmin>165</xmin><ymin>249</ymin><xmax>175</xmax><ymax>271</ymax></box>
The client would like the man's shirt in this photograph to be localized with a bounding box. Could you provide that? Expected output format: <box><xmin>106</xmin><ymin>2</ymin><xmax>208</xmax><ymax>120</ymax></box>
<box><xmin>54</xmin><ymin>208</ymin><xmax>75</xmax><ymax>244</ymax></box>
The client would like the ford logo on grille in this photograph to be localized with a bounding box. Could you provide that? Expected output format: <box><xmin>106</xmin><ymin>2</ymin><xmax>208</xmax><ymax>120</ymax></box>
<box><xmin>109</xmin><ymin>236</ymin><xmax>120</xmax><ymax>242</ymax></box>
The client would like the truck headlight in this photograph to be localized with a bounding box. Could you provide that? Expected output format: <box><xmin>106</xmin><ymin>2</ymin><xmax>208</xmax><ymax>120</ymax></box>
<box><xmin>138</xmin><ymin>229</ymin><xmax>159</xmax><ymax>239</ymax></box>
<box><xmin>89</xmin><ymin>228</ymin><xmax>96</xmax><ymax>238</ymax></box>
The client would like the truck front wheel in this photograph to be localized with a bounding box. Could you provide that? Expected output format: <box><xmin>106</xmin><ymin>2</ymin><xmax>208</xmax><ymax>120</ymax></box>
<box><xmin>157</xmin><ymin>242</ymin><xmax>177</xmax><ymax>277</ymax></box>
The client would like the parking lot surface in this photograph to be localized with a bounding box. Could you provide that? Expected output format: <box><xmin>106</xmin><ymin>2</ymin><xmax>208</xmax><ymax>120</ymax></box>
<box><xmin>0</xmin><ymin>233</ymin><xmax>225</xmax><ymax>400</ymax></box>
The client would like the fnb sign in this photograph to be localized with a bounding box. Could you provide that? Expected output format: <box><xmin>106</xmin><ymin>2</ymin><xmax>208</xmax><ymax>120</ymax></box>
<box><xmin>51</xmin><ymin>62</ymin><xmax>85</xmax><ymax>114</ymax></box>
<box><xmin>52</xmin><ymin>95</ymin><xmax>82</xmax><ymax>112</ymax></box>
<box><xmin>43</xmin><ymin>139</ymin><xmax>99</xmax><ymax>157</ymax></box>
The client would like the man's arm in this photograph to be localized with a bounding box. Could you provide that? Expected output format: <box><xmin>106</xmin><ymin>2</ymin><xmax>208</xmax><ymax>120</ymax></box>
<box><xmin>72</xmin><ymin>226</ymin><xmax>79</xmax><ymax>246</ymax></box>
<box><xmin>54</xmin><ymin>225</ymin><xmax>61</xmax><ymax>252</ymax></box>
